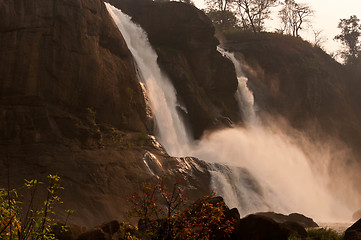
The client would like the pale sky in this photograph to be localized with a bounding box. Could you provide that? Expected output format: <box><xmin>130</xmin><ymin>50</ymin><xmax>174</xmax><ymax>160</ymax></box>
<box><xmin>193</xmin><ymin>0</ymin><xmax>361</xmax><ymax>54</ymax></box>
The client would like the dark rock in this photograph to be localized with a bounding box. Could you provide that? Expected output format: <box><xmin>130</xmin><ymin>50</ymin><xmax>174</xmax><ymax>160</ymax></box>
<box><xmin>280</xmin><ymin>221</ymin><xmax>307</xmax><ymax>239</ymax></box>
<box><xmin>225</xmin><ymin>208</ymin><xmax>241</xmax><ymax>223</ymax></box>
<box><xmin>345</xmin><ymin>218</ymin><xmax>361</xmax><ymax>240</ymax></box>
<box><xmin>100</xmin><ymin>220</ymin><xmax>120</xmax><ymax>236</ymax></box>
<box><xmin>52</xmin><ymin>223</ymin><xmax>83</xmax><ymax>240</ymax></box>
<box><xmin>345</xmin><ymin>230</ymin><xmax>361</xmax><ymax>240</ymax></box>
<box><xmin>232</xmin><ymin>214</ymin><xmax>289</xmax><ymax>240</ymax></box>
<box><xmin>255</xmin><ymin>212</ymin><xmax>318</xmax><ymax>228</ymax></box>
<box><xmin>76</xmin><ymin>229</ymin><xmax>108</xmax><ymax>240</ymax></box>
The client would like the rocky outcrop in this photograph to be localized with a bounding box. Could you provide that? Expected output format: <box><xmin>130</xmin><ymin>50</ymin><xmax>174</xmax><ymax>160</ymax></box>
<box><xmin>107</xmin><ymin>0</ymin><xmax>240</xmax><ymax>138</ymax></box>
<box><xmin>256</xmin><ymin>212</ymin><xmax>318</xmax><ymax>228</ymax></box>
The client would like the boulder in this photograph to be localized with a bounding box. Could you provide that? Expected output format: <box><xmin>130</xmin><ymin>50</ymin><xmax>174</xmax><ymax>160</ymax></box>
<box><xmin>99</xmin><ymin>220</ymin><xmax>120</xmax><ymax>236</ymax></box>
<box><xmin>280</xmin><ymin>221</ymin><xmax>307</xmax><ymax>239</ymax></box>
<box><xmin>232</xmin><ymin>214</ymin><xmax>289</xmax><ymax>240</ymax></box>
<box><xmin>255</xmin><ymin>212</ymin><xmax>318</xmax><ymax>228</ymax></box>
<box><xmin>77</xmin><ymin>229</ymin><xmax>108</xmax><ymax>240</ymax></box>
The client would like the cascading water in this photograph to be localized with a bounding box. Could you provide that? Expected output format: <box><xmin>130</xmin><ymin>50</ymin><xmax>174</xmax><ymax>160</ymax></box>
<box><xmin>105</xmin><ymin>3</ymin><xmax>191</xmax><ymax>156</ymax></box>
<box><xmin>105</xmin><ymin>3</ymin><xmax>356</xmax><ymax>222</ymax></box>
<box><xmin>217</xmin><ymin>47</ymin><xmax>258</xmax><ymax>125</ymax></box>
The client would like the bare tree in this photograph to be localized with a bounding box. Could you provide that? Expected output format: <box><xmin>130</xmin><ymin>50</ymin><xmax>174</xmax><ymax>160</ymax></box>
<box><xmin>312</xmin><ymin>29</ymin><xmax>327</xmax><ymax>48</ymax></box>
<box><xmin>234</xmin><ymin>0</ymin><xmax>277</xmax><ymax>32</ymax></box>
<box><xmin>278</xmin><ymin>0</ymin><xmax>313</xmax><ymax>37</ymax></box>
<box><xmin>205</xmin><ymin>0</ymin><xmax>234</xmax><ymax>12</ymax></box>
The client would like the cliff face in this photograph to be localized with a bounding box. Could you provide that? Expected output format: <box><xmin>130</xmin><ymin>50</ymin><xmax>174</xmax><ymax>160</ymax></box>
<box><xmin>0</xmin><ymin>0</ymin><xmax>214</xmax><ymax>226</ymax></box>
<box><xmin>0</xmin><ymin>0</ymin><xmax>147</xmax><ymax>133</ymax></box>
<box><xmin>107</xmin><ymin>0</ymin><xmax>240</xmax><ymax>138</ymax></box>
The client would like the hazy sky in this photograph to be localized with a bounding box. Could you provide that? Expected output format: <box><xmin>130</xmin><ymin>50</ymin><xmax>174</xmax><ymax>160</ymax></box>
<box><xmin>193</xmin><ymin>0</ymin><xmax>361</xmax><ymax>54</ymax></box>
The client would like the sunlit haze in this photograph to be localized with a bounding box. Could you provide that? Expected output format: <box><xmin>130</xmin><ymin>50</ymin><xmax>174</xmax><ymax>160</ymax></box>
<box><xmin>194</xmin><ymin>0</ymin><xmax>361</xmax><ymax>54</ymax></box>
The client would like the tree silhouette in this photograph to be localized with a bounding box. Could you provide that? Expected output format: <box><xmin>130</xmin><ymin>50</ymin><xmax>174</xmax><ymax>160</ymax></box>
<box><xmin>334</xmin><ymin>15</ymin><xmax>361</xmax><ymax>65</ymax></box>
<box><xmin>278</xmin><ymin>0</ymin><xmax>313</xmax><ymax>37</ymax></box>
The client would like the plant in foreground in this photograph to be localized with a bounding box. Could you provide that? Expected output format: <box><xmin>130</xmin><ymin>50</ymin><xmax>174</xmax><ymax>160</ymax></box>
<box><xmin>127</xmin><ymin>176</ymin><xmax>236</xmax><ymax>239</ymax></box>
<box><xmin>0</xmin><ymin>174</ymin><xmax>66</xmax><ymax>240</ymax></box>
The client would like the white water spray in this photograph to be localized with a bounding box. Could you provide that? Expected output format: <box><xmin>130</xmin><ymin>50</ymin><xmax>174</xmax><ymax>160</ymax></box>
<box><xmin>106</xmin><ymin>4</ymin><xmax>355</xmax><ymax>222</ymax></box>
<box><xmin>105</xmin><ymin>3</ymin><xmax>190</xmax><ymax>156</ymax></box>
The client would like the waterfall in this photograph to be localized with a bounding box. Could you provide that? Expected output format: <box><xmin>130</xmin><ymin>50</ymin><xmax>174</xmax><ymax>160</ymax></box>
<box><xmin>105</xmin><ymin>3</ymin><xmax>190</xmax><ymax>156</ymax></box>
<box><xmin>105</xmin><ymin>3</ymin><xmax>354</xmax><ymax>222</ymax></box>
<box><xmin>217</xmin><ymin>47</ymin><xmax>258</xmax><ymax>124</ymax></box>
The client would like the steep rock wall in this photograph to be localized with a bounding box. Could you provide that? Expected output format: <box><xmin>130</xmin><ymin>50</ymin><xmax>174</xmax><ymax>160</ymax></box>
<box><xmin>0</xmin><ymin>0</ymin><xmax>147</xmax><ymax>132</ymax></box>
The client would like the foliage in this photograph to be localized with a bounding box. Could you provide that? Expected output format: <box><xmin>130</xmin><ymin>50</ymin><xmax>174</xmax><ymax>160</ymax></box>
<box><xmin>86</xmin><ymin>107</ymin><xmax>97</xmax><ymax>126</ymax></box>
<box><xmin>334</xmin><ymin>15</ymin><xmax>361</xmax><ymax>65</ymax></box>
<box><xmin>119</xmin><ymin>222</ymin><xmax>147</xmax><ymax>240</ymax></box>
<box><xmin>168</xmin><ymin>194</ymin><xmax>235</xmax><ymax>239</ymax></box>
<box><xmin>288</xmin><ymin>228</ymin><xmax>344</xmax><ymax>240</ymax></box>
<box><xmin>127</xmin><ymin>180</ymin><xmax>162</xmax><ymax>222</ymax></box>
<box><xmin>278</xmin><ymin>0</ymin><xmax>313</xmax><ymax>37</ymax></box>
<box><xmin>127</xmin><ymin>177</ymin><xmax>236</xmax><ymax>239</ymax></box>
<box><xmin>0</xmin><ymin>175</ymin><xmax>65</xmax><ymax>240</ymax></box>
<box><xmin>133</xmin><ymin>133</ymin><xmax>149</xmax><ymax>147</ymax></box>
<box><xmin>205</xmin><ymin>0</ymin><xmax>233</xmax><ymax>12</ymax></box>
<box><xmin>110</xmin><ymin>128</ymin><xmax>124</xmax><ymax>143</ymax></box>
<box><xmin>207</xmin><ymin>10</ymin><xmax>239</xmax><ymax>31</ymax></box>
<box><xmin>306</xmin><ymin>228</ymin><xmax>344</xmax><ymax>240</ymax></box>
<box><xmin>205</xmin><ymin>0</ymin><xmax>277</xmax><ymax>32</ymax></box>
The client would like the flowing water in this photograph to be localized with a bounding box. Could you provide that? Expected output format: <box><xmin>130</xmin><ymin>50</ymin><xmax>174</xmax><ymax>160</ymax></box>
<box><xmin>106</xmin><ymin>3</ymin><xmax>191</xmax><ymax>156</ymax></box>
<box><xmin>106</xmin><ymin>4</ymin><xmax>357</xmax><ymax>222</ymax></box>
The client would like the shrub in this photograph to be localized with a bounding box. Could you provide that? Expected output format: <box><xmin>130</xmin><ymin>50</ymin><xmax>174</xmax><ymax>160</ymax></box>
<box><xmin>127</xmin><ymin>177</ymin><xmax>236</xmax><ymax>239</ymax></box>
<box><xmin>289</xmin><ymin>228</ymin><xmax>344</xmax><ymax>240</ymax></box>
<box><xmin>306</xmin><ymin>228</ymin><xmax>344</xmax><ymax>240</ymax></box>
<box><xmin>0</xmin><ymin>174</ymin><xmax>66</xmax><ymax>240</ymax></box>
